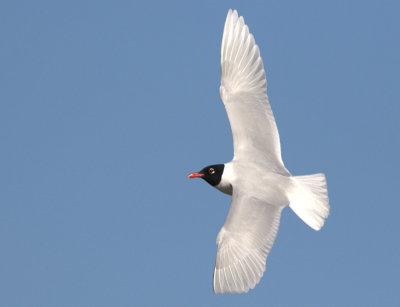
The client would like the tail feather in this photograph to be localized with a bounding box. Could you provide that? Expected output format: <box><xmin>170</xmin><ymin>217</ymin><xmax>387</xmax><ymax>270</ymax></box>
<box><xmin>288</xmin><ymin>173</ymin><xmax>330</xmax><ymax>231</ymax></box>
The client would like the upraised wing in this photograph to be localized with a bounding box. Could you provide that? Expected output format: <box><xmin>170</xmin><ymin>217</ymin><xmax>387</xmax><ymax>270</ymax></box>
<box><xmin>220</xmin><ymin>10</ymin><xmax>288</xmax><ymax>174</ymax></box>
<box><xmin>213</xmin><ymin>187</ymin><xmax>283</xmax><ymax>294</ymax></box>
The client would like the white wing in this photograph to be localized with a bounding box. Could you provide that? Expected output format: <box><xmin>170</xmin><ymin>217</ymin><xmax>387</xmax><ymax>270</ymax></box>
<box><xmin>213</xmin><ymin>187</ymin><xmax>283</xmax><ymax>294</ymax></box>
<box><xmin>220</xmin><ymin>10</ymin><xmax>288</xmax><ymax>175</ymax></box>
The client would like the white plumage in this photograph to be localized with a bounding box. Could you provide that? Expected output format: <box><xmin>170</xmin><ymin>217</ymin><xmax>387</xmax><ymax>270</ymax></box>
<box><xmin>190</xmin><ymin>9</ymin><xmax>330</xmax><ymax>294</ymax></box>
<box><xmin>220</xmin><ymin>10</ymin><xmax>287</xmax><ymax>173</ymax></box>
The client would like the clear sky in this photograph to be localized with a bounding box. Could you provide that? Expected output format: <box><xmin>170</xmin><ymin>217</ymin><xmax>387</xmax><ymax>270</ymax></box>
<box><xmin>1</xmin><ymin>0</ymin><xmax>399</xmax><ymax>306</ymax></box>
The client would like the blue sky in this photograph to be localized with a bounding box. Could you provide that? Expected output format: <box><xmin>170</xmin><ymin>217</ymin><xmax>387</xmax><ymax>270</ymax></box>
<box><xmin>1</xmin><ymin>0</ymin><xmax>399</xmax><ymax>306</ymax></box>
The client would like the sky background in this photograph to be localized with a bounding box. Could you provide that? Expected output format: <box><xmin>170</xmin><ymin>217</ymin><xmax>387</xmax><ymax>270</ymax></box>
<box><xmin>1</xmin><ymin>0</ymin><xmax>399</xmax><ymax>306</ymax></box>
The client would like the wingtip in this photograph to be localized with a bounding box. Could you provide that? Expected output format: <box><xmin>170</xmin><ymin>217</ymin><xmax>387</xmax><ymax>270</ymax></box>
<box><xmin>226</xmin><ymin>9</ymin><xmax>239</xmax><ymax>20</ymax></box>
<box><xmin>212</xmin><ymin>262</ymin><xmax>266</xmax><ymax>294</ymax></box>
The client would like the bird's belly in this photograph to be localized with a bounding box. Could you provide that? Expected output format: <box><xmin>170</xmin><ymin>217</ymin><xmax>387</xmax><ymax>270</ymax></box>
<box><xmin>229</xmin><ymin>161</ymin><xmax>291</xmax><ymax>206</ymax></box>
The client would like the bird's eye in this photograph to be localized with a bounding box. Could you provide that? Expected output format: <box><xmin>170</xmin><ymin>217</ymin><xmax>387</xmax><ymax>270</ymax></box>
<box><xmin>209</xmin><ymin>168</ymin><xmax>215</xmax><ymax>174</ymax></box>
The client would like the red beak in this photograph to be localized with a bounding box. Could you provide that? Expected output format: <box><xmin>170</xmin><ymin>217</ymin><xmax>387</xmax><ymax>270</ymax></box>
<box><xmin>188</xmin><ymin>172</ymin><xmax>205</xmax><ymax>179</ymax></box>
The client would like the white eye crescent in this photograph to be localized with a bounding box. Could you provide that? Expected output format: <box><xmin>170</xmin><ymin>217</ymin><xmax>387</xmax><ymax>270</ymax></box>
<box><xmin>209</xmin><ymin>168</ymin><xmax>215</xmax><ymax>174</ymax></box>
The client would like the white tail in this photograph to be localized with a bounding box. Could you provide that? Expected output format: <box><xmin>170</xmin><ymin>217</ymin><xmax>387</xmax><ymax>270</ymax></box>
<box><xmin>288</xmin><ymin>173</ymin><xmax>330</xmax><ymax>231</ymax></box>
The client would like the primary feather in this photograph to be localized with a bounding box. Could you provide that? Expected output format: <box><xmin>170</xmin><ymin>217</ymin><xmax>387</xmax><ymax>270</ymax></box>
<box><xmin>188</xmin><ymin>9</ymin><xmax>330</xmax><ymax>295</ymax></box>
<box><xmin>220</xmin><ymin>10</ymin><xmax>288</xmax><ymax>175</ymax></box>
<box><xmin>213</xmin><ymin>188</ymin><xmax>283</xmax><ymax>293</ymax></box>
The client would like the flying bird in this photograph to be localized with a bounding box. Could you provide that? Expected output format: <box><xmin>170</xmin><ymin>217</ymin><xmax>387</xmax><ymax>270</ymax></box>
<box><xmin>188</xmin><ymin>9</ymin><xmax>330</xmax><ymax>294</ymax></box>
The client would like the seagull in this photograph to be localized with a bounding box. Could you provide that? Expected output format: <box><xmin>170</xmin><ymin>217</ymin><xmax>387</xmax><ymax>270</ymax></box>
<box><xmin>188</xmin><ymin>9</ymin><xmax>330</xmax><ymax>294</ymax></box>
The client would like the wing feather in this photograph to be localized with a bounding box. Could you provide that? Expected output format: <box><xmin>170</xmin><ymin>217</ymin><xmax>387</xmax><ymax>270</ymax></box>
<box><xmin>220</xmin><ymin>10</ymin><xmax>288</xmax><ymax>174</ymax></box>
<box><xmin>213</xmin><ymin>188</ymin><xmax>283</xmax><ymax>294</ymax></box>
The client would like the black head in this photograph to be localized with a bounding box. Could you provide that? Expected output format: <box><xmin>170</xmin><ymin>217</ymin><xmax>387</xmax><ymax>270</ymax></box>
<box><xmin>188</xmin><ymin>164</ymin><xmax>225</xmax><ymax>187</ymax></box>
